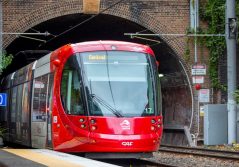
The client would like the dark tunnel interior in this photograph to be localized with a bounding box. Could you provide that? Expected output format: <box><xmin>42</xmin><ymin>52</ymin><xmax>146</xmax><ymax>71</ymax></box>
<box><xmin>5</xmin><ymin>13</ymin><xmax>182</xmax><ymax>77</ymax></box>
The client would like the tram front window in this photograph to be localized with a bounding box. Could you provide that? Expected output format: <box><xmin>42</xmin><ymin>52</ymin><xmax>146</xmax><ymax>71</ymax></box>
<box><xmin>80</xmin><ymin>51</ymin><xmax>157</xmax><ymax>117</ymax></box>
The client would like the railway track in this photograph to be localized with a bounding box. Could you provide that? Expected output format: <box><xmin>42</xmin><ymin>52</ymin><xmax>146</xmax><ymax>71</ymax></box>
<box><xmin>159</xmin><ymin>145</ymin><xmax>239</xmax><ymax>160</ymax></box>
<box><xmin>100</xmin><ymin>158</ymin><xmax>177</xmax><ymax>167</ymax></box>
<box><xmin>138</xmin><ymin>158</ymin><xmax>178</xmax><ymax>167</ymax></box>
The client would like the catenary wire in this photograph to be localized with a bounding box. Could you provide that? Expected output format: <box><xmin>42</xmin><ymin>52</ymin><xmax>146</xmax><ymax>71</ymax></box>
<box><xmin>39</xmin><ymin>0</ymin><xmax>126</xmax><ymax>48</ymax></box>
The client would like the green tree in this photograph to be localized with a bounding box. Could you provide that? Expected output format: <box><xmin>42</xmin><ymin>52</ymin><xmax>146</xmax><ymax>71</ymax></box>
<box><xmin>0</xmin><ymin>125</ymin><xmax>6</xmax><ymax>138</ymax></box>
<box><xmin>0</xmin><ymin>51</ymin><xmax>13</xmax><ymax>75</ymax></box>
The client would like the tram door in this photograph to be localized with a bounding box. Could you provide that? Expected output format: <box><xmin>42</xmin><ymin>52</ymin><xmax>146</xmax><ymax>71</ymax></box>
<box><xmin>31</xmin><ymin>73</ymin><xmax>53</xmax><ymax>148</ymax></box>
<box><xmin>46</xmin><ymin>73</ymin><xmax>54</xmax><ymax>148</ymax></box>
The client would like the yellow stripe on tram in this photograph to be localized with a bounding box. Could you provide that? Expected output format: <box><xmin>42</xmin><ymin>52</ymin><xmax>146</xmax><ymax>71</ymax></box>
<box><xmin>3</xmin><ymin>149</ymin><xmax>84</xmax><ymax>167</ymax></box>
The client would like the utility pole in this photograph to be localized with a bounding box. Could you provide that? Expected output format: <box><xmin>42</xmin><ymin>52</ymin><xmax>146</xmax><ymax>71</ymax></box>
<box><xmin>226</xmin><ymin>0</ymin><xmax>237</xmax><ymax>144</ymax></box>
<box><xmin>191</xmin><ymin>0</ymin><xmax>199</xmax><ymax>63</ymax></box>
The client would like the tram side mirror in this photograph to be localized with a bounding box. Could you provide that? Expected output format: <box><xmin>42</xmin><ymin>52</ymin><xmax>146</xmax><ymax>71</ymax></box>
<box><xmin>156</xmin><ymin>61</ymin><xmax>160</xmax><ymax>67</ymax></box>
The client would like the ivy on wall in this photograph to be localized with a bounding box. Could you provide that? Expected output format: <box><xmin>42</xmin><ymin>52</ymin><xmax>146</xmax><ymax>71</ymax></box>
<box><xmin>184</xmin><ymin>28</ymin><xmax>192</xmax><ymax>63</ymax></box>
<box><xmin>184</xmin><ymin>27</ymin><xmax>205</xmax><ymax>64</ymax></box>
<box><xmin>199</xmin><ymin>0</ymin><xmax>239</xmax><ymax>101</ymax></box>
<box><xmin>200</xmin><ymin>0</ymin><xmax>228</xmax><ymax>90</ymax></box>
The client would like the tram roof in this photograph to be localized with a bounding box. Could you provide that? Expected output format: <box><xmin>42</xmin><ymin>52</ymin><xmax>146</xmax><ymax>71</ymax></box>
<box><xmin>70</xmin><ymin>40</ymin><xmax>155</xmax><ymax>56</ymax></box>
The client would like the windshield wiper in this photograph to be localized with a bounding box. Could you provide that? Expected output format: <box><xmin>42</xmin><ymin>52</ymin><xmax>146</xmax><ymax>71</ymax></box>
<box><xmin>91</xmin><ymin>94</ymin><xmax>123</xmax><ymax>117</ymax></box>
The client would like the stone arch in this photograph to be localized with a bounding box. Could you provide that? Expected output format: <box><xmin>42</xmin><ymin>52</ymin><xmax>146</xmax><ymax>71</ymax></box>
<box><xmin>4</xmin><ymin>1</ymin><xmax>186</xmax><ymax>57</ymax></box>
<box><xmin>4</xmin><ymin>1</ymin><xmax>83</xmax><ymax>48</ymax></box>
<box><xmin>4</xmin><ymin>1</ymin><xmax>191</xmax><ymax>80</ymax></box>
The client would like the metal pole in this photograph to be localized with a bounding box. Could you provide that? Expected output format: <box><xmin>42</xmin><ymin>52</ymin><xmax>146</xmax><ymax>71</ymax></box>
<box><xmin>2</xmin><ymin>32</ymin><xmax>50</xmax><ymax>36</ymax></box>
<box><xmin>226</xmin><ymin>0</ymin><xmax>237</xmax><ymax>144</ymax></box>
<box><xmin>194</xmin><ymin>0</ymin><xmax>199</xmax><ymax>63</ymax></box>
<box><xmin>0</xmin><ymin>1</ymin><xmax>2</xmax><ymax>74</ymax></box>
<box><xmin>124</xmin><ymin>33</ymin><xmax>225</xmax><ymax>37</ymax></box>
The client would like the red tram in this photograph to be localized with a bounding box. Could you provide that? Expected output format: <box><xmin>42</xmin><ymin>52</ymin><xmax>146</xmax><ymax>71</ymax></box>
<box><xmin>0</xmin><ymin>41</ymin><xmax>163</xmax><ymax>158</ymax></box>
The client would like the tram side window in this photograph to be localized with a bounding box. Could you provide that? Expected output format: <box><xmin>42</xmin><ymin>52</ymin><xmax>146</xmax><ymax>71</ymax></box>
<box><xmin>33</xmin><ymin>75</ymin><xmax>48</xmax><ymax>122</ymax></box>
<box><xmin>22</xmin><ymin>82</ymin><xmax>30</xmax><ymax>123</ymax></box>
<box><xmin>61</xmin><ymin>57</ymin><xmax>84</xmax><ymax>115</ymax></box>
<box><xmin>39</xmin><ymin>75</ymin><xmax>48</xmax><ymax>121</ymax></box>
<box><xmin>16</xmin><ymin>85</ymin><xmax>23</xmax><ymax>120</ymax></box>
<box><xmin>11</xmin><ymin>86</ymin><xmax>17</xmax><ymax>123</ymax></box>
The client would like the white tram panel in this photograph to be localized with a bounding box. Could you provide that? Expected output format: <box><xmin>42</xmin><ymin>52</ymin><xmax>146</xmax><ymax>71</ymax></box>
<box><xmin>34</xmin><ymin>53</ymin><xmax>51</xmax><ymax>78</ymax></box>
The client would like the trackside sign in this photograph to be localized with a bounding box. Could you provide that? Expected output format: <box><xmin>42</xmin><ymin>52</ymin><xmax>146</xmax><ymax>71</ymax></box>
<box><xmin>191</xmin><ymin>64</ymin><xmax>206</xmax><ymax>75</ymax></box>
<box><xmin>0</xmin><ymin>93</ymin><xmax>7</xmax><ymax>106</ymax></box>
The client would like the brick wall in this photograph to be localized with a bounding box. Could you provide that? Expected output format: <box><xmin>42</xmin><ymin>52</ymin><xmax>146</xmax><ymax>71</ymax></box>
<box><xmin>3</xmin><ymin>0</ymin><xmax>189</xmax><ymax>56</ymax></box>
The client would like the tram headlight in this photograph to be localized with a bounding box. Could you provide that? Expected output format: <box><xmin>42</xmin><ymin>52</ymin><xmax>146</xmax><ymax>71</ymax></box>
<box><xmin>151</xmin><ymin>119</ymin><xmax>156</xmax><ymax>124</ymax></box>
<box><xmin>91</xmin><ymin>126</ymin><xmax>97</xmax><ymax>131</ymax></box>
<box><xmin>90</xmin><ymin>119</ymin><xmax>96</xmax><ymax>124</ymax></box>
<box><xmin>81</xmin><ymin>124</ymin><xmax>86</xmax><ymax>128</ymax></box>
<box><xmin>151</xmin><ymin>126</ymin><xmax>156</xmax><ymax>131</ymax></box>
<box><xmin>79</xmin><ymin>118</ymin><xmax>84</xmax><ymax>122</ymax></box>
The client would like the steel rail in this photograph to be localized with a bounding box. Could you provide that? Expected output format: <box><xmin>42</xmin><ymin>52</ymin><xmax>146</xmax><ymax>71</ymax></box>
<box><xmin>139</xmin><ymin>158</ymin><xmax>178</xmax><ymax>167</ymax></box>
<box><xmin>159</xmin><ymin>145</ymin><xmax>239</xmax><ymax>160</ymax></box>
<box><xmin>161</xmin><ymin>145</ymin><xmax>239</xmax><ymax>154</ymax></box>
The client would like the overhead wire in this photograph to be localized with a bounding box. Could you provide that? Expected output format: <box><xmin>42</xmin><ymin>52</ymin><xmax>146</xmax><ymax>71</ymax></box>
<box><xmin>135</xmin><ymin>29</ymin><xmax>151</xmax><ymax>34</ymax></box>
<box><xmin>18</xmin><ymin>35</ymin><xmax>46</xmax><ymax>43</ymax></box>
<box><xmin>39</xmin><ymin>0</ymin><xmax>126</xmax><ymax>48</ymax></box>
<box><xmin>30</xmin><ymin>28</ymin><xmax>40</xmax><ymax>33</ymax></box>
<box><xmin>128</xmin><ymin>32</ymin><xmax>225</xmax><ymax>47</ymax></box>
<box><xmin>131</xmin><ymin>35</ymin><xmax>161</xmax><ymax>43</ymax></box>
<box><xmin>149</xmin><ymin>35</ymin><xmax>190</xmax><ymax>47</ymax></box>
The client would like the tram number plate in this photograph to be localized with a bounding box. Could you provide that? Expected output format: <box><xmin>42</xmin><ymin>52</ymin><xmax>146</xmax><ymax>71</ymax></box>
<box><xmin>145</xmin><ymin>108</ymin><xmax>153</xmax><ymax>114</ymax></box>
<box><xmin>122</xmin><ymin>142</ymin><xmax>133</xmax><ymax>146</ymax></box>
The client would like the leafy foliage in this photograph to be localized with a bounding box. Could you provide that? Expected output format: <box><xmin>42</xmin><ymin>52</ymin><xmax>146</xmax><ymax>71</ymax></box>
<box><xmin>184</xmin><ymin>28</ymin><xmax>192</xmax><ymax>63</ymax></box>
<box><xmin>199</xmin><ymin>0</ymin><xmax>239</xmax><ymax>102</ymax></box>
<box><xmin>0</xmin><ymin>125</ymin><xmax>6</xmax><ymax>137</ymax></box>
<box><xmin>200</xmin><ymin>0</ymin><xmax>228</xmax><ymax>89</ymax></box>
<box><xmin>234</xmin><ymin>89</ymin><xmax>239</xmax><ymax>104</ymax></box>
<box><xmin>0</xmin><ymin>51</ymin><xmax>13</xmax><ymax>74</ymax></box>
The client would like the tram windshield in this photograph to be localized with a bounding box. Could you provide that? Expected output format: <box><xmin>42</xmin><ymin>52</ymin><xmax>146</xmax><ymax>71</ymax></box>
<box><xmin>80</xmin><ymin>51</ymin><xmax>158</xmax><ymax>117</ymax></box>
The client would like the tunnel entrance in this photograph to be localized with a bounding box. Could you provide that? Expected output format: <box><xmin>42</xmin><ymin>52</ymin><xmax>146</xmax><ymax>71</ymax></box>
<box><xmin>5</xmin><ymin>13</ymin><xmax>193</xmax><ymax>146</ymax></box>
